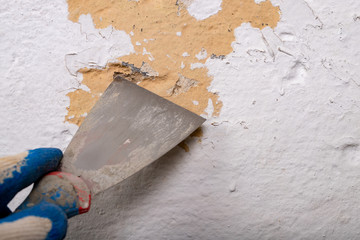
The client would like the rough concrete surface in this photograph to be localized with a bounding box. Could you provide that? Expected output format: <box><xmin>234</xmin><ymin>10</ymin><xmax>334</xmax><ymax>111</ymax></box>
<box><xmin>1</xmin><ymin>0</ymin><xmax>360</xmax><ymax>239</ymax></box>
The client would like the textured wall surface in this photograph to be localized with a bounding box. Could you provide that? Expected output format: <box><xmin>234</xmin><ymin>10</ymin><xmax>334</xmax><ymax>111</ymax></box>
<box><xmin>1</xmin><ymin>0</ymin><xmax>360</xmax><ymax>239</ymax></box>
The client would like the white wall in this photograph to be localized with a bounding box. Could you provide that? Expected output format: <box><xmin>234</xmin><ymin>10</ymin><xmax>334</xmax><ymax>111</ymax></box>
<box><xmin>1</xmin><ymin>0</ymin><xmax>360</xmax><ymax>239</ymax></box>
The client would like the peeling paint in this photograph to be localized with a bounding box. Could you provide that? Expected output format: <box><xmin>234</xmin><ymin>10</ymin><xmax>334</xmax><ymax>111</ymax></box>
<box><xmin>3</xmin><ymin>0</ymin><xmax>360</xmax><ymax>238</ymax></box>
<box><xmin>167</xmin><ymin>74</ymin><xmax>198</xmax><ymax>96</ymax></box>
<box><xmin>66</xmin><ymin>0</ymin><xmax>280</xmax><ymax>125</ymax></box>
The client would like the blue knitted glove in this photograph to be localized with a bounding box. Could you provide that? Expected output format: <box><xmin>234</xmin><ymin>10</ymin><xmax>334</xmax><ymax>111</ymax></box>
<box><xmin>0</xmin><ymin>148</ymin><xmax>91</xmax><ymax>240</ymax></box>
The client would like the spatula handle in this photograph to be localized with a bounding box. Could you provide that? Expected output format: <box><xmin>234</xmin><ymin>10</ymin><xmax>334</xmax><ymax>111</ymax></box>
<box><xmin>17</xmin><ymin>172</ymin><xmax>91</xmax><ymax>218</ymax></box>
<box><xmin>0</xmin><ymin>149</ymin><xmax>90</xmax><ymax>239</ymax></box>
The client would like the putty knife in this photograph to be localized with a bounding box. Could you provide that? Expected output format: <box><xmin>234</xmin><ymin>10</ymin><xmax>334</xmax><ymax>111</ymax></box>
<box><xmin>61</xmin><ymin>76</ymin><xmax>205</xmax><ymax>194</ymax></box>
<box><xmin>2</xmin><ymin>76</ymin><xmax>204</xmax><ymax>230</ymax></box>
<box><xmin>11</xmin><ymin>76</ymin><xmax>204</xmax><ymax>222</ymax></box>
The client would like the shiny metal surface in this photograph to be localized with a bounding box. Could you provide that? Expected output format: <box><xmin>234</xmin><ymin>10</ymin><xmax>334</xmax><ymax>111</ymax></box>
<box><xmin>61</xmin><ymin>77</ymin><xmax>205</xmax><ymax>194</ymax></box>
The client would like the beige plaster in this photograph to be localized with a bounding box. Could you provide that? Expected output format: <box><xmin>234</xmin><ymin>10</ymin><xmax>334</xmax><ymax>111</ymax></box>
<box><xmin>65</xmin><ymin>0</ymin><xmax>280</xmax><ymax>125</ymax></box>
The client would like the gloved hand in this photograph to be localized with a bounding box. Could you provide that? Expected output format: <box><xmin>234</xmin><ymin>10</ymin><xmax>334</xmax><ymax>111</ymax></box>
<box><xmin>0</xmin><ymin>148</ymin><xmax>91</xmax><ymax>240</ymax></box>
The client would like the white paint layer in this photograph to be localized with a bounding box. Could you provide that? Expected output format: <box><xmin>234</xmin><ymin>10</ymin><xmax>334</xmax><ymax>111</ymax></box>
<box><xmin>0</xmin><ymin>0</ymin><xmax>133</xmax><ymax>156</ymax></box>
<box><xmin>68</xmin><ymin>0</ymin><xmax>360</xmax><ymax>239</ymax></box>
<box><xmin>65</xmin><ymin>14</ymin><xmax>133</xmax><ymax>76</ymax></box>
<box><xmin>0</xmin><ymin>0</ymin><xmax>133</xmax><ymax>209</ymax></box>
<box><xmin>186</xmin><ymin>0</ymin><xmax>222</xmax><ymax>20</ymax></box>
<box><xmin>1</xmin><ymin>0</ymin><xmax>360</xmax><ymax>239</ymax></box>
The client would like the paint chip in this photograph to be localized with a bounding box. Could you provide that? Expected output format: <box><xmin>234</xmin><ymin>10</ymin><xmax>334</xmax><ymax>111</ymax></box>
<box><xmin>181</xmin><ymin>62</ymin><xmax>185</xmax><ymax>69</ymax></box>
<box><xmin>195</xmin><ymin>48</ymin><xmax>207</xmax><ymax>60</ymax></box>
<box><xmin>167</xmin><ymin>74</ymin><xmax>198</xmax><ymax>96</ymax></box>
<box><xmin>204</xmin><ymin>99</ymin><xmax>214</xmax><ymax>116</ymax></box>
<box><xmin>190</xmin><ymin>62</ymin><xmax>205</xmax><ymax>70</ymax></box>
<box><xmin>182</xmin><ymin>52</ymin><xmax>190</xmax><ymax>57</ymax></box>
<box><xmin>140</xmin><ymin>62</ymin><xmax>159</xmax><ymax>77</ymax></box>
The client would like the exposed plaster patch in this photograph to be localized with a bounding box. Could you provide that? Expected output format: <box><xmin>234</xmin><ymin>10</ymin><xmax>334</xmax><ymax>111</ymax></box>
<box><xmin>66</xmin><ymin>62</ymin><xmax>155</xmax><ymax>125</ymax></box>
<box><xmin>66</xmin><ymin>0</ymin><xmax>280</xmax><ymax>125</ymax></box>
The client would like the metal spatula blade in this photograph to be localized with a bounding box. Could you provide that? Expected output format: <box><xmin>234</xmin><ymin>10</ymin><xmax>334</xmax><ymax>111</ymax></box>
<box><xmin>61</xmin><ymin>77</ymin><xmax>205</xmax><ymax>194</ymax></box>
